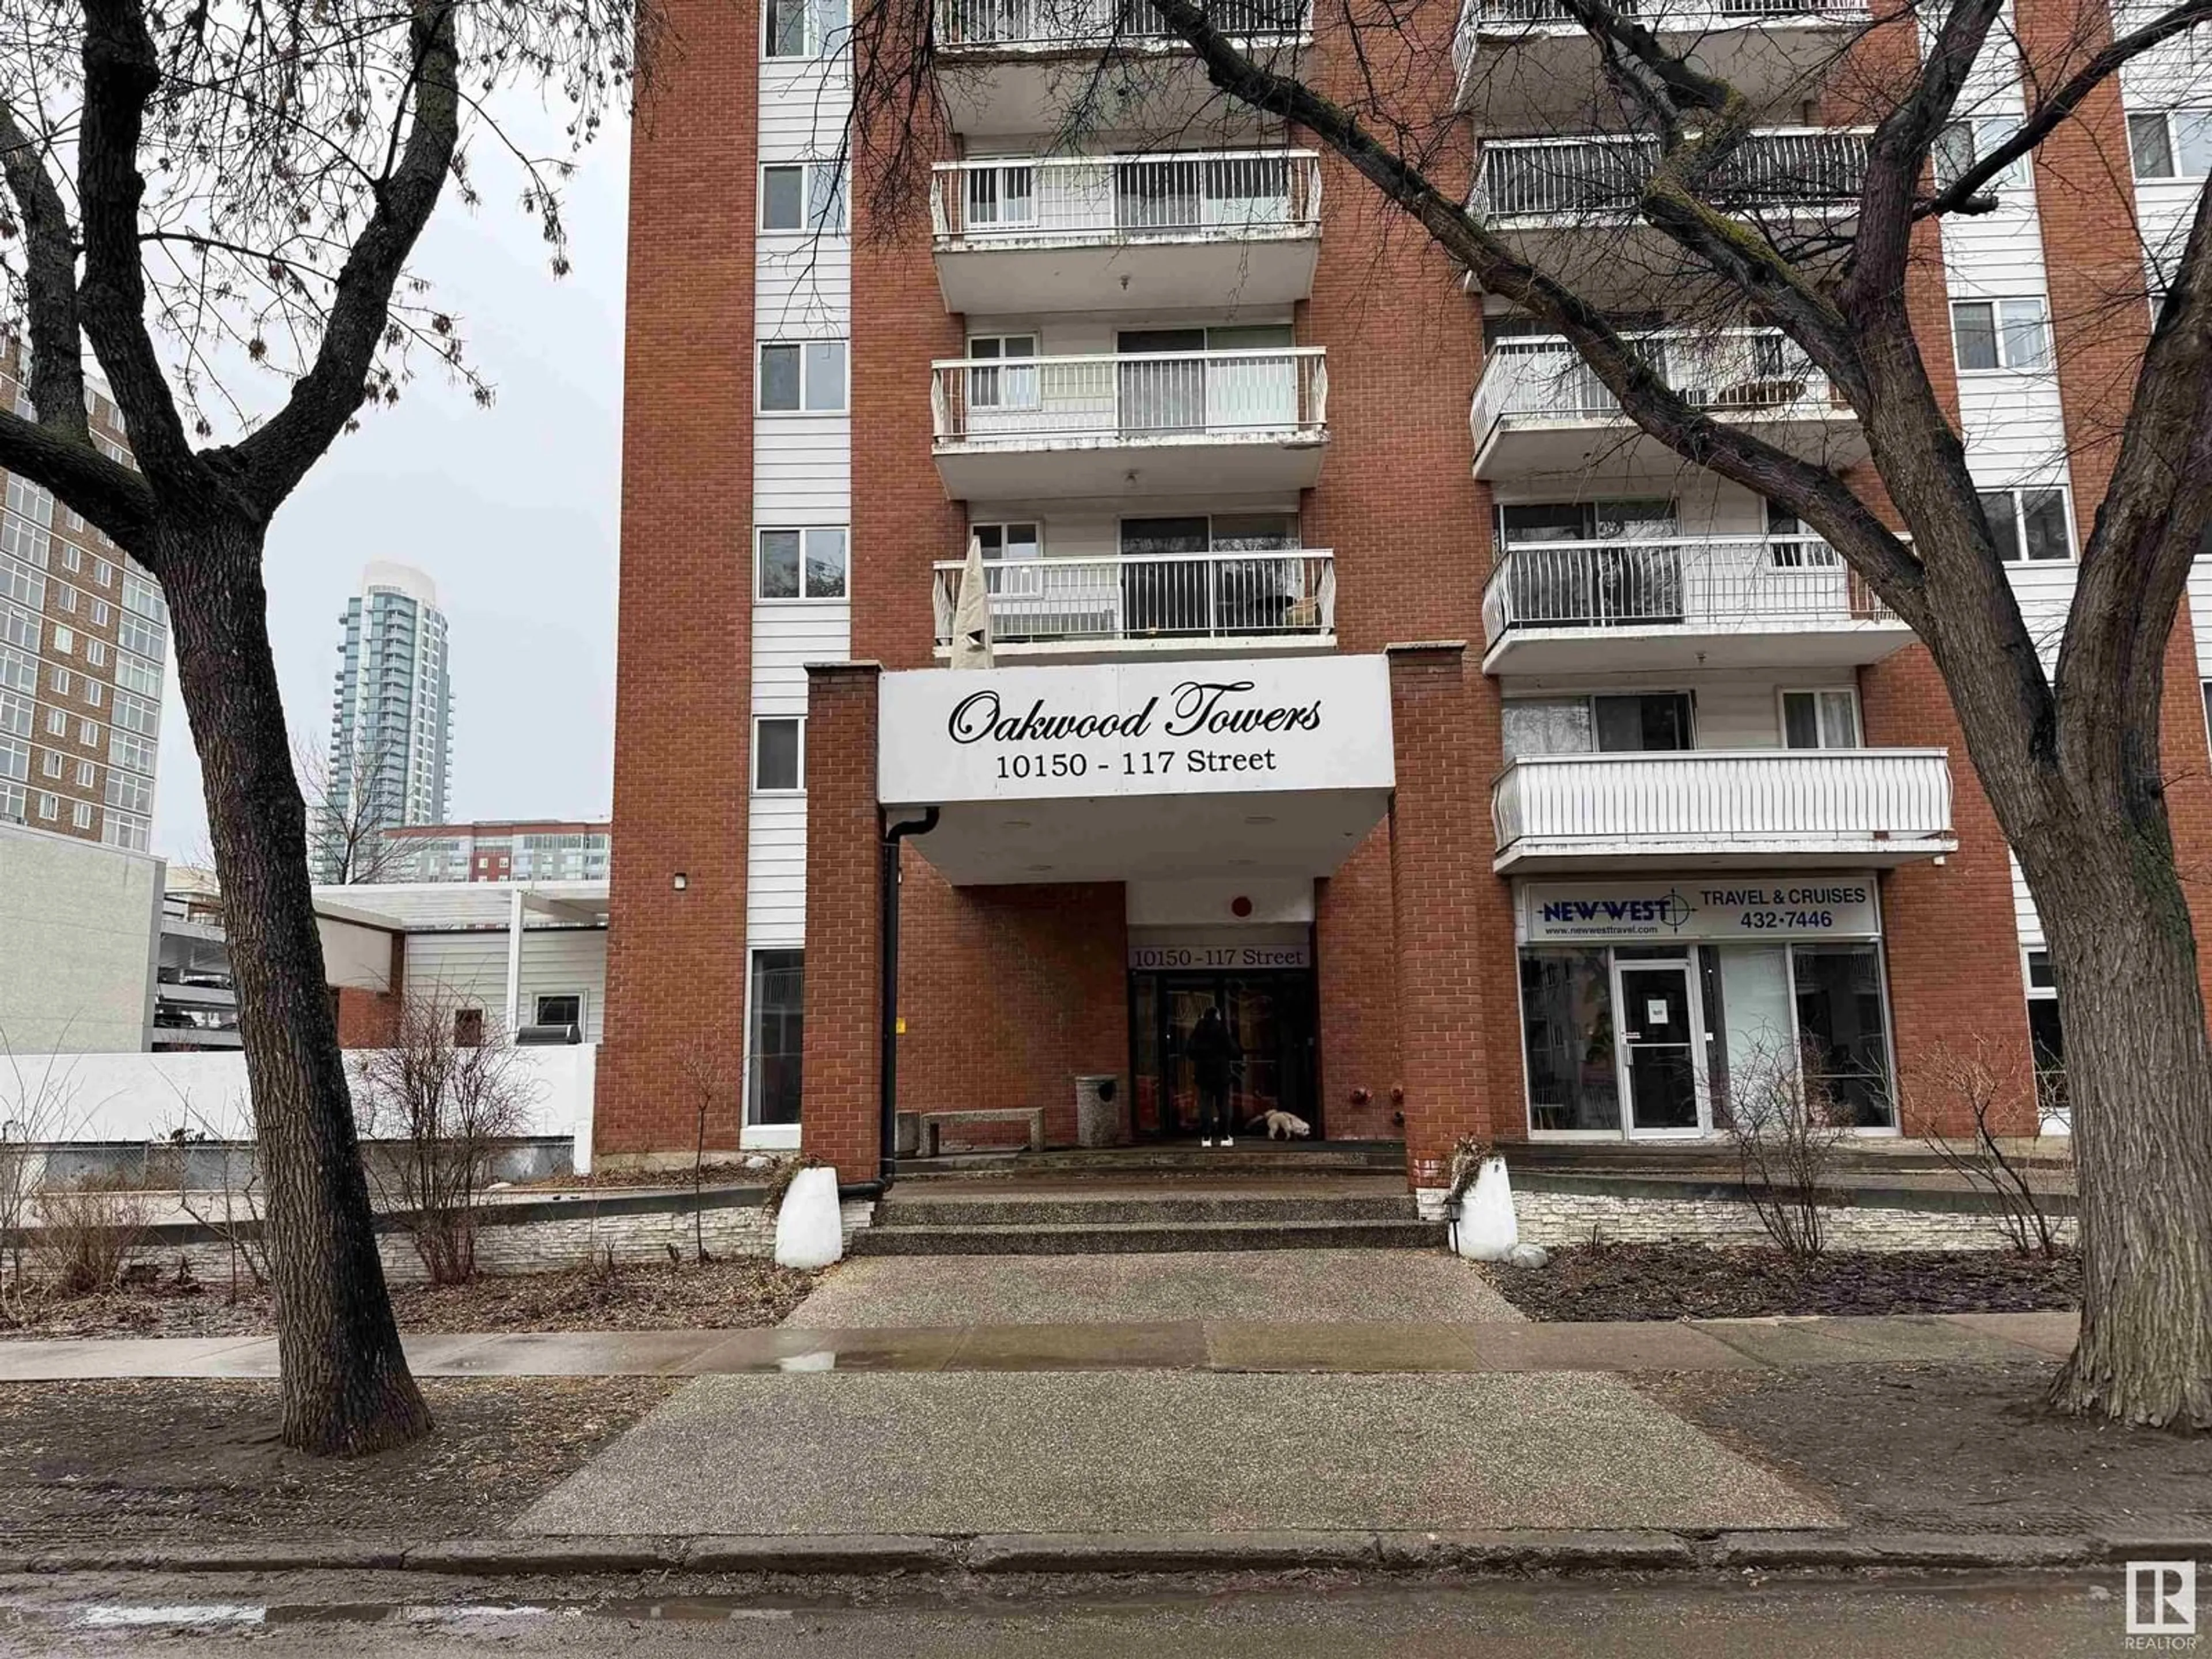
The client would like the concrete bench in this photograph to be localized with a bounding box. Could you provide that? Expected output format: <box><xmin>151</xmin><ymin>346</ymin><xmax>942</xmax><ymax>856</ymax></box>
<box><xmin>919</xmin><ymin>1108</ymin><xmax>1046</xmax><ymax>1158</ymax></box>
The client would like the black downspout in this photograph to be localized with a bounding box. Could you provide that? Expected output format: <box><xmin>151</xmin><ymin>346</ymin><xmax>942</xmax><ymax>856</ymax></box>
<box><xmin>880</xmin><ymin>808</ymin><xmax>941</xmax><ymax>1180</ymax></box>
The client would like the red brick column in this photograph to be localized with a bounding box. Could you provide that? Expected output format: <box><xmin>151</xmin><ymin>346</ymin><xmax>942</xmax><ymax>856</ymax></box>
<box><xmin>1387</xmin><ymin>642</ymin><xmax>1510</xmax><ymax>1195</ymax></box>
<box><xmin>334</xmin><ymin>930</ymin><xmax>405</xmax><ymax>1050</ymax></box>
<box><xmin>800</xmin><ymin>661</ymin><xmax>885</xmax><ymax>1181</ymax></box>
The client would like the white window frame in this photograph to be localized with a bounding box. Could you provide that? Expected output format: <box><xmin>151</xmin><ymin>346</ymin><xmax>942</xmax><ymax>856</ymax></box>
<box><xmin>70</xmin><ymin>799</ymin><xmax>92</xmax><ymax>830</ymax></box>
<box><xmin>531</xmin><ymin>990</ymin><xmax>589</xmax><ymax>1033</ymax></box>
<box><xmin>1949</xmin><ymin>296</ymin><xmax>2053</xmax><ymax>374</ymax></box>
<box><xmin>35</xmin><ymin>791</ymin><xmax>55</xmax><ymax>820</ymax></box>
<box><xmin>1779</xmin><ymin>687</ymin><xmax>1864</xmax><ymax>751</ymax></box>
<box><xmin>965</xmin><ymin>334</ymin><xmax>1040</xmax><ymax>411</ymax></box>
<box><xmin>2128</xmin><ymin>107</ymin><xmax>2212</xmax><ymax>181</ymax></box>
<box><xmin>760</xmin><ymin>160</ymin><xmax>849</xmax><ymax>234</ymax></box>
<box><xmin>1932</xmin><ymin>116</ymin><xmax>2032</xmax><ymax>196</ymax></box>
<box><xmin>741</xmin><ymin>945</ymin><xmax>805</xmax><ymax>1149</ymax></box>
<box><xmin>971</xmin><ymin>521</ymin><xmax>1043</xmax><ymax>560</ymax></box>
<box><xmin>757</xmin><ymin>338</ymin><xmax>849</xmax><ymax>414</ymax></box>
<box><xmin>763</xmin><ymin>0</ymin><xmax>847</xmax><ymax>59</ymax></box>
<box><xmin>755</xmin><ymin>526</ymin><xmax>850</xmax><ymax>601</ymax></box>
<box><xmin>1978</xmin><ymin>483</ymin><xmax>2076</xmax><ymax>564</ymax></box>
<box><xmin>752</xmin><ymin>715</ymin><xmax>806</xmax><ymax>794</ymax></box>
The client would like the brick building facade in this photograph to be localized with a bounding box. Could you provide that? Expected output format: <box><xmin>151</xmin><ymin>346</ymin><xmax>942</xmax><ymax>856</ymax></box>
<box><xmin>600</xmin><ymin>0</ymin><xmax>2212</xmax><ymax>1194</ymax></box>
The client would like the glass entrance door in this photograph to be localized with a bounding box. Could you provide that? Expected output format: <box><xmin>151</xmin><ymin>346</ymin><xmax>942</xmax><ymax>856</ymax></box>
<box><xmin>1133</xmin><ymin>969</ymin><xmax>1317</xmax><ymax>1140</ymax></box>
<box><xmin>1616</xmin><ymin>961</ymin><xmax>1702</xmax><ymax>1134</ymax></box>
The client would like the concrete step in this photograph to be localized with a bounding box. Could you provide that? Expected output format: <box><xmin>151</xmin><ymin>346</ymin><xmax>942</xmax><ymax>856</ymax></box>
<box><xmin>875</xmin><ymin>1194</ymin><xmax>1423</xmax><ymax>1229</ymax></box>
<box><xmin>850</xmin><ymin>1218</ymin><xmax>1448</xmax><ymax>1256</ymax></box>
<box><xmin>895</xmin><ymin>1145</ymin><xmax>1406</xmax><ymax>1180</ymax></box>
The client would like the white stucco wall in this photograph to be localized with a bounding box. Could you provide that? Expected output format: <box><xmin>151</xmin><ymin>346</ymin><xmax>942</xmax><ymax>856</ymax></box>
<box><xmin>0</xmin><ymin>820</ymin><xmax>162</xmax><ymax>1055</ymax></box>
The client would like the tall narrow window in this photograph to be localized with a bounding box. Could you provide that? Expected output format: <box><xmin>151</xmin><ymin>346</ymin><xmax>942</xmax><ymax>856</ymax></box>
<box><xmin>754</xmin><ymin>717</ymin><xmax>804</xmax><ymax>792</ymax></box>
<box><xmin>747</xmin><ymin>949</ymin><xmax>805</xmax><ymax>1126</ymax></box>
<box><xmin>1792</xmin><ymin>944</ymin><xmax>1895</xmax><ymax>1127</ymax></box>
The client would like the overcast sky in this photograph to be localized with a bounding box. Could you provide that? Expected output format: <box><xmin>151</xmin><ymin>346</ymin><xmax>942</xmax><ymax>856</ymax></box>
<box><xmin>150</xmin><ymin>112</ymin><xmax>631</xmax><ymax>865</ymax></box>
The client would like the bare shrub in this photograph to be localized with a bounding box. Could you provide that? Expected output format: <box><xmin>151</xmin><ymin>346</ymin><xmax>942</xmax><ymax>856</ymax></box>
<box><xmin>168</xmin><ymin>1091</ymin><xmax>268</xmax><ymax>1302</ymax></box>
<box><xmin>1906</xmin><ymin>1042</ymin><xmax>2071</xmax><ymax>1260</ymax></box>
<box><xmin>0</xmin><ymin>1036</ymin><xmax>84</xmax><ymax>1310</ymax></box>
<box><xmin>33</xmin><ymin>1175</ymin><xmax>153</xmax><ymax>1296</ymax></box>
<box><xmin>677</xmin><ymin>1039</ymin><xmax>741</xmax><ymax>1264</ymax></box>
<box><xmin>1719</xmin><ymin>1043</ymin><xmax>1852</xmax><ymax>1265</ymax></box>
<box><xmin>354</xmin><ymin>990</ymin><xmax>541</xmax><ymax>1286</ymax></box>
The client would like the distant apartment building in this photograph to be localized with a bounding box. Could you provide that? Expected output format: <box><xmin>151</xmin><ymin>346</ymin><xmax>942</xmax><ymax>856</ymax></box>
<box><xmin>372</xmin><ymin>820</ymin><xmax>612</xmax><ymax>884</ymax></box>
<box><xmin>0</xmin><ymin>346</ymin><xmax>166</xmax><ymax>854</ymax></box>
<box><xmin>319</xmin><ymin>561</ymin><xmax>453</xmax><ymax>881</ymax></box>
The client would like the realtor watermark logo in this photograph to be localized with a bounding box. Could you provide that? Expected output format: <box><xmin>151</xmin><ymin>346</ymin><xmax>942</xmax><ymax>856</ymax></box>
<box><xmin>2127</xmin><ymin>1561</ymin><xmax>2200</xmax><ymax>1649</ymax></box>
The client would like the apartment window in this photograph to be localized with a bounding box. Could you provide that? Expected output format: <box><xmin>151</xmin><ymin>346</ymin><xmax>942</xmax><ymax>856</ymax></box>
<box><xmin>89</xmin><ymin>599</ymin><xmax>109</xmax><ymax>627</ymax></box>
<box><xmin>103</xmin><ymin>812</ymin><xmax>149</xmax><ymax>852</ymax></box>
<box><xmin>74</xmin><ymin>757</ymin><xmax>95</xmax><ymax>789</ymax></box>
<box><xmin>81</xmin><ymin>680</ymin><xmax>103</xmax><ymax>709</ymax></box>
<box><xmin>759</xmin><ymin>339</ymin><xmax>847</xmax><ymax>412</ymax></box>
<box><xmin>94</xmin><ymin>558</ymin><xmax>114</xmax><ymax>589</ymax></box>
<box><xmin>1932</xmin><ymin>117</ymin><xmax>2031</xmax><ymax>194</ymax></box>
<box><xmin>2129</xmin><ymin>108</ymin><xmax>2212</xmax><ymax>180</ymax></box>
<box><xmin>533</xmin><ymin>993</ymin><xmax>584</xmax><ymax>1031</ymax></box>
<box><xmin>756</xmin><ymin>527</ymin><xmax>849</xmax><ymax>599</ymax></box>
<box><xmin>0</xmin><ymin>558</ymin><xmax>41</xmax><ymax>611</ymax></box>
<box><xmin>35</xmin><ymin>791</ymin><xmax>55</xmax><ymax>820</ymax></box>
<box><xmin>44</xmin><ymin>707</ymin><xmax>65</xmax><ymax>737</ymax></box>
<box><xmin>747</xmin><ymin>948</ymin><xmax>805</xmax><ymax>1126</ymax></box>
<box><xmin>53</xmin><ymin>584</ymin><xmax>76</xmax><ymax>615</ymax></box>
<box><xmin>84</xmin><ymin>639</ymin><xmax>107</xmax><ymax>668</ymax></box>
<box><xmin>58</xmin><ymin>543</ymin><xmax>80</xmax><ymax>573</ymax></box>
<box><xmin>1782</xmin><ymin>689</ymin><xmax>1863</xmax><ymax>749</ymax></box>
<box><xmin>0</xmin><ymin>692</ymin><xmax>23</xmax><ymax>739</ymax></box>
<box><xmin>754</xmin><ymin>716</ymin><xmax>804</xmax><ymax>793</ymax></box>
<box><xmin>1979</xmin><ymin>486</ymin><xmax>2073</xmax><ymax>562</ymax></box>
<box><xmin>965</xmin><ymin>335</ymin><xmax>1038</xmax><ymax>410</ymax></box>
<box><xmin>972</xmin><ymin>522</ymin><xmax>1041</xmax><ymax>560</ymax></box>
<box><xmin>118</xmin><ymin>613</ymin><xmax>162</xmax><ymax>658</ymax></box>
<box><xmin>1502</xmin><ymin>692</ymin><xmax>1694</xmax><ymax>757</ymax></box>
<box><xmin>50</xmin><ymin>624</ymin><xmax>73</xmax><ymax>655</ymax></box>
<box><xmin>78</xmin><ymin>717</ymin><xmax>98</xmax><ymax>746</ymax></box>
<box><xmin>115</xmin><ymin>652</ymin><xmax>158</xmax><ymax>697</ymax></box>
<box><xmin>39</xmin><ymin>749</ymin><xmax>59</xmax><ymax>778</ymax></box>
<box><xmin>761</xmin><ymin>162</ymin><xmax>847</xmax><ymax>233</ymax></box>
<box><xmin>1950</xmin><ymin>298</ymin><xmax>2052</xmax><ymax>372</ymax></box>
<box><xmin>0</xmin><ymin>645</ymin><xmax>35</xmax><ymax>694</ymax></box>
<box><xmin>70</xmin><ymin>800</ymin><xmax>92</xmax><ymax>830</ymax></box>
<box><xmin>2024</xmin><ymin>947</ymin><xmax>2066</xmax><ymax>1124</ymax></box>
<box><xmin>0</xmin><ymin>737</ymin><xmax>23</xmax><ymax>783</ymax></box>
<box><xmin>49</xmin><ymin>666</ymin><xmax>70</xmax><ymax>697</ymax></box>
<box><xmin>105</xmin><ymin>769</ymin><xmax>150</xmax><ymax>815</ymax></box>
<box><xmin>110</xmin><ymin>731</ymin><xmax>154</xmax><ymax>774</ymax></box>
<box><xmin>765</xmin><ymin>0</ymin><xmax>846</xmax><ymax>56</ymax></box>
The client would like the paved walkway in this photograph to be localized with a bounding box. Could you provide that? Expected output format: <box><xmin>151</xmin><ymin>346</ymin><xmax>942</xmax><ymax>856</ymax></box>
<box><xmin>0</xmin><ymin>1310</ymin><xmax>2080</xmax><ymax>1381</ymax></box>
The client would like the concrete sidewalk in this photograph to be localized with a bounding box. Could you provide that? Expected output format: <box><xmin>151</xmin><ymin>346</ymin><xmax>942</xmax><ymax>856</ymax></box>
<box><xmin>0</xmin><ymin>1310</ymin><xmax>2080</xmax><ymax>1381</ymax></box>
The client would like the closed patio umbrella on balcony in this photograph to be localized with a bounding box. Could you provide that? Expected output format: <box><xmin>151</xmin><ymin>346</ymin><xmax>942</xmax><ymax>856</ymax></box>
<box><xmin>951</xmin><ymin>532</ymin><xmax>995</xmax><ymax>670</ymax></box>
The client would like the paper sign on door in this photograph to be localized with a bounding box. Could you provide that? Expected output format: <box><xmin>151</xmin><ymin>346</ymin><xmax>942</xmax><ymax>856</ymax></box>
<box><xmin>1646</xmin><ymin>999</ymin><xmax>1670</xmax><ymax>1026</ymax></box>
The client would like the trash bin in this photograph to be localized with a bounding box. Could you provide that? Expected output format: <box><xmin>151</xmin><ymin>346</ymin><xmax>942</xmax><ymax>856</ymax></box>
<box><xmin>1075</xmin><ymin>1074</ymin><xmax>1127</xmax><ymax>1149</ymax></box>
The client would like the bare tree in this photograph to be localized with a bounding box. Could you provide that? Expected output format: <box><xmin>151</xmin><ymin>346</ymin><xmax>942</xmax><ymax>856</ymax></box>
<box><xmin>300</xmin><ymin>730</ymin><xmax>410</xmax><ymax>886</ymax></box>
<box><xmin>353</xmin><ymin>986</ymin><xmax>539</xmax><ymax>1286</ymax></box>
<box><xmin>849</xmin><ymin>0</ymin><xmax>2212</xmax><ymax>1426</ymax></box>
<box><xmin>0</xmin><ymin>1</ymin><xmax>641</xmax><ymax>1450</ymax></box>
<box><xmin>677</xmin><ymin>1035</ymin><xmax>740</xmax><ymax>1264</ymax></box>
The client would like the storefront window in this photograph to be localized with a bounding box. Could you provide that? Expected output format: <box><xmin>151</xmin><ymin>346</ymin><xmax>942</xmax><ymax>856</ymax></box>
<box><xmin>1518</xmin><ymin>950</ymin><xmax>1618</xmax><ymax>1131</ymax></box>
<box><xmin>747</xmin><ymin>949</ymin><xmax>805</xmax><ymax>1126</ymax></box>
<box><xmin>1711</xmin><ymin>943</ymin><xmax>1795</xmax><ymax>1124</ymax></box>
<box><xmin>1791</xmin><ymin>943</ymin><xmax>1894</xmax><ymax>1126</ymax></box>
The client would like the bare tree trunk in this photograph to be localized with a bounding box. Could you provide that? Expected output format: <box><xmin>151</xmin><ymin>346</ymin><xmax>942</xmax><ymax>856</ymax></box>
<box><xmin>160</xmin><ymin>517</ymin><xmax>431</xmax><ymax>1455</ymax></box>
<box><xmin>2022</xmin><ymin>820</ymin><xmax>2212</xmax><ymax>1428</ymax></box>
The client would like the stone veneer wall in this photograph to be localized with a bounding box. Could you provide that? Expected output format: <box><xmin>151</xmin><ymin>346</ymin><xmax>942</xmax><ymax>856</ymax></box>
<box><xmin>1510</xmin><ymin>1190</ymin><xmax>2075</xmax><ymax>1253</ymax></box>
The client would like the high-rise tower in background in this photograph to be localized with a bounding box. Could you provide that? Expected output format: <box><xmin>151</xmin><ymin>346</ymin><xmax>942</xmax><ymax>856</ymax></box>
<box><xmin>320</xmin><ymin>560</ymin><xmax>452</xmax><ymax>881</ymax></box>
<box><xmin>0</xmin><ymin>340</ymin><xmax>166</xmax><ymax>853</ymax></box>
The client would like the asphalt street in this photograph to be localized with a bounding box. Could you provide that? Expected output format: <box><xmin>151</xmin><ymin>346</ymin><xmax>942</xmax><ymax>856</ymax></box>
<box><xmin>0</xmin><ymin>1570</ymin><xmax>2147</xmax><ymax>1658</ymax></box>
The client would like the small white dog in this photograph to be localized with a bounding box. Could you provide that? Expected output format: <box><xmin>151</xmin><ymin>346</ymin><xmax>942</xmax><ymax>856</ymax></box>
<box><xmin>1249</xmin><ymin>1109</ymin><xmax>1312</xmax><ymax>1140</ymax></box>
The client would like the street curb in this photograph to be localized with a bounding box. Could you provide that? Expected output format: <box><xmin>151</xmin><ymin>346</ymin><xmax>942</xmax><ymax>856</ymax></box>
<box><xmin>6</xmin><ymin>1528</ymin><xmax>2203</xmax><ymax>1581</ymax></box>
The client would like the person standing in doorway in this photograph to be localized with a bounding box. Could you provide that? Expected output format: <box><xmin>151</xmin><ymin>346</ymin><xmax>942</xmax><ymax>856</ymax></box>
<box><xmin>1187</xmin><ymin>1003</ymin><xmax>1242</xmax><ymax>1147</ymax></box>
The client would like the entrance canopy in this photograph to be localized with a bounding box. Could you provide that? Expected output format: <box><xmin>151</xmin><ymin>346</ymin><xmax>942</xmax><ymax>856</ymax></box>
<box><xmin>878</xmin><ymin>655</ymin><xmax>1394</xmax><ymax>885</ymax></box>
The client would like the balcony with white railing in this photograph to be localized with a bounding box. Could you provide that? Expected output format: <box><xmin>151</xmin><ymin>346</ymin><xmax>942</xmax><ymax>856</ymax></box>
<box><xmin>1491</xmin><ymin>748</ymin><xmax>1956</xmax><ymax>872</ymax></box>
<box><xmin>931</xmin><ymin>549</ymin><xmax>1336</xmax><ymax>660</ymax></box>
<box><xmin>1453</xmin><ymin>0</ymin><xmax>1873</xmax><ymax>121</ymax></box>
<box><xmin>933</xmin><ymin>0</ymin><xmax>1312</xmax><ymax>135</ymax></box>
<box><xmin>1480</xmin><ymin>534</ymin><xmax>1910</xmax><ymax>672</ymax></box>
<box><xmin>931</xmin><ymin>347</ymin><xmax>1328</xmax><ymax>497</ymax></box>
<box><xmin>1469</xmin><ymin>328</ymin><xmax>1865</xmax><ymax>480</ymax></box>
<box><xmin>1464</xmin><ymin>130</ymin><xmax>1867</xmax><ymax>297</ymax></box>
<box><xmin>931</xmin><ymin>150</ymin><xmax>1323</xmax><ymax>312</ymax></box>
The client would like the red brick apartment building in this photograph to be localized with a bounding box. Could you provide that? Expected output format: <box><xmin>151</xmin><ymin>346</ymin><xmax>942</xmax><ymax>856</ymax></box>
<box><xmin>597</xmin><ymin>0</ymin><xmax>2212</xmax><ymax>1201</ymax></box>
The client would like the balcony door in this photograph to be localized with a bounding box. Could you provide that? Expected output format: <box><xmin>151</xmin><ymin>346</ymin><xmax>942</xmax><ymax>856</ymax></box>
<box><xmin>1500</xmin><ymin>499</ymin><xmax>1681</xmax><ymax>627</ymax></box>
<box><xmin>1119</xmin><ymin>513</ymin><xmax>1300</xmax><ymax>637</ymax></box>
<box><xmin>1119</xmin><ymin>328</ymin><xmax>1207</xmax><ymax>434</ymax></box>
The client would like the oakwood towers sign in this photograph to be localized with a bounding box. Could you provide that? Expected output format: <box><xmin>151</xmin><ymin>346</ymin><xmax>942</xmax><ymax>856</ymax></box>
<box><xmin>878</xmin><ymin>657</ymin><xmax>1395</xmax><ymax>806</ymax></box>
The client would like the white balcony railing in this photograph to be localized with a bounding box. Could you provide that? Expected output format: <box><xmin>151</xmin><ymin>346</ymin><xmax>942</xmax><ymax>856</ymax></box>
<box><xmin>1471</xmin><ymin>328</ymin><xmax>1847</xmax><ymax>447</ymax></box>
<box><xmin>937</xmin><ymin>0</ymin><xmax>1309</xmax><ymax>48</ymax></box>
<box><xmin>1454</xmin><ymin>0</ymin><xmax>1869</xmax><ymax>70</ymax></box>
<box><xmin>931</xmin><ymin>151</ymin><xmax>1322</xmax><ymax>243</ymax></box>
<box><xmin>1470</xmin><ymin>128</ymin><xmax>1868</xmax><ymax>222</ymax></box>
<box><xmin>932</xmin><ymin>550</ymin><xmax>1335</xmax><ymax>645</ymax></box>
<box><xmin>933</xmin><ymin>349</ymin><xmax>1327</xmax><ymax>445</ymax></box>
<box><xmin>1483</xmin><ymin>535</ymin><xmax>1891</xmax><ymax>642</ymax></box>
<box><xmin>1492</xmin><ymin>749</ymin><xmax>1955</xmax><ymax>861</ymax></box>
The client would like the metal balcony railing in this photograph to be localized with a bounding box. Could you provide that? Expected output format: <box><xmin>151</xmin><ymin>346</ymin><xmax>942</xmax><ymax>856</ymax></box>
<box><xmin>933</xmin><ymin>550</ymin><xmax>1335</xmax><ymax>644</ymax></box>
<box><xmin>931</xmin><ymin>150</ymin><xmax>1323</xmax><ymax>241</ymax></box>
<box><xmin>932</xmin><ymin>348</ymin><xmax>1327</xmax><ymax>444</ymax></box>
<box><xmin>1483</xmin><ymin>535</ymin><xmax>1891</xmax><ymax>641</ymax></box>
<box><xmin>1469</xmin><ymin>128</ymin><xmax>1868</xmax><ymax>222</ymax></box>
<box><xmin>1492</xmin><ymin>748</ymin><xmax>1955</xmax><ymax>857</ymax></box>
<box><xmin>1470</xmin><ymin>328</ymin><xmax>1848</xmax><ymax>448</ymax></box>
<box><xmin>937</xmin><ymin>0</ymin><xmax>1309</xmax><ymax>48</ymax></box>
<box><xmin>1454</xmin><ymin>0</ymin><xmax>1869</xmax><ymax>67</ymax></box>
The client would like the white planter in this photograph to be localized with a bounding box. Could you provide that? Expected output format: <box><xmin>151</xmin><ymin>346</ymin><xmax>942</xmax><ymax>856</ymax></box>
<box><xmin>773</xmin><ymin>1166</ymin><xmax>845</xmax><ymax>1270</ymax></box>
<box><xmin>1455</xmin><ymin>1155</ymin><xmax>1519</xmax><ymax>1262</ymax></box>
